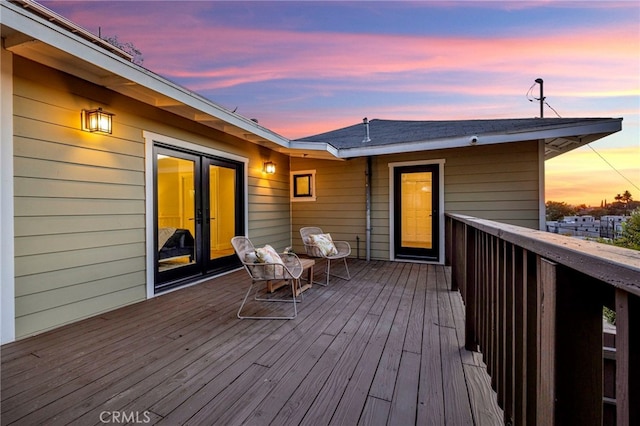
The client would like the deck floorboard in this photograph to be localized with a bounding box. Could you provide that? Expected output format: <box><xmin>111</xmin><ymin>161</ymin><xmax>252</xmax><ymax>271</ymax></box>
<box><xmin>1</xmin><ymin>259</ymin><xmax>502</xmax><ymax>425</ymax></box>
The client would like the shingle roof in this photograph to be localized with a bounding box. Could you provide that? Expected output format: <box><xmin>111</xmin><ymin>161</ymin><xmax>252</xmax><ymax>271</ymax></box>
<box><xmin>294</xmin><ymin>118</ymin><xmax>615</xmax><ymax>150</ymax></box>
<box><xmin>290</xmin><ymin>117</ymin><xmax>622</xmax><ymax>160</ymax></box>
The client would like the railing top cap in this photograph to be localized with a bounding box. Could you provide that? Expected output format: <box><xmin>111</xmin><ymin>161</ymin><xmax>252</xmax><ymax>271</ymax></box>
<box><xmin>447</xmin><ymin>213</ymin><xmax>640</xmax><ymax>296</ymax></box>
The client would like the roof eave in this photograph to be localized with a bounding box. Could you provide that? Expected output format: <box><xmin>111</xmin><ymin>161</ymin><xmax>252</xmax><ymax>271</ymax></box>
<box><xmin>332</xmin><ymin>118</ymin><xmax>622</xmax><ymax>159</ymax></box>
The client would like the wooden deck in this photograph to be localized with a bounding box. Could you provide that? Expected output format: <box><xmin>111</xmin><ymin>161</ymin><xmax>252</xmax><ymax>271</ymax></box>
<box><xmin>1</xmin><ymin>260</ymin><xmax>502</xmax><ymax>425</ymax></box>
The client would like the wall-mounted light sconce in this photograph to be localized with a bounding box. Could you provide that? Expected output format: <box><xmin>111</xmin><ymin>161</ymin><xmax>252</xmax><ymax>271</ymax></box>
<box><xmin>264</xmin><ymin>161</ymin><xmax>276</xmax><ymax>174</ymax></box>
<box><xmin>81</xmin><ymin>108</ymin><xmax>114</xmax><ymax>134</ymax></box>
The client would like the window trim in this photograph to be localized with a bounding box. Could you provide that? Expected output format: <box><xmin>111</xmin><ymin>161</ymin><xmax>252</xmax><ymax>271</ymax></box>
<box><xmin>290</xmin><ymin>169</ymin><xmax>317</xmax><ymax>202</ymax></box>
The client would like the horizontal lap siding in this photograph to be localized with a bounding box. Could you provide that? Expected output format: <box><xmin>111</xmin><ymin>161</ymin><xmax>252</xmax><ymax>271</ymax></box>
<box><xmin>370</xmin><ymin>156</ymin><xmax>391</xmax><ymax>260</ymax></box>
<box><xmin>247</xmin><ymin>160</ymin><xmax>291</xmax><ymax>250</ymax></box>
<box><xmin>444</xmin><ymin>142</ymin><xmax>540</xmax><ymax>228</ymax></box>
<box><xmin>13</xmin><ymin>58</ymin><xmax>290</xmax><ymax>338</ymax></box>
<box><xmin>291</xmin><ymin>158</ymin><xmax>367</xmax><ymax>257</ymax></box>
<box><xmin>292</xmin><ymin>142</ymin><xmax>540</xmax><ymax>260</ymax></box>
<box><xmin>13</xmin><ymin>63</ymin><xmax>147</xmax><ymax>338</ymax></box>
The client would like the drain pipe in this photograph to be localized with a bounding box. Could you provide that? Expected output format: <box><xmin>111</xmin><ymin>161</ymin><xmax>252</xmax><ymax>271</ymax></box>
<box><xmin>365</xmin><ymin>156</ymin><xmax>372</xmax><ymax>261</ymax></box>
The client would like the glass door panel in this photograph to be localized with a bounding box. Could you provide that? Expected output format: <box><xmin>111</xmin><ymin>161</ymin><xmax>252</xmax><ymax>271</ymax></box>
<box><xmin>401</xmin><ymin>171</ymin><xmax>433</xmax><ymax>249</ymax></box>
<box><xmin>209</xmin><ymin>164</ymin><xmax>236</xmax><ymax>261</ymax></box>
<box><xmin>157</xmin><ymin>153</ymin><xmax>197</xmax><ymax>273</ymax></box>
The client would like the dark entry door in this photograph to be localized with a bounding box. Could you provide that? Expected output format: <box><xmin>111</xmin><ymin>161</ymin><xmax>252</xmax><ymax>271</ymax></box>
<box><xmin>394</xmin><ymin>164</ymin><xmax>439</xmax><ymax>261</ymax></box>
<box><xmin>154</xmin><ymin>145</ymin><xmax>243</xmax><ymax>292</ymax></box>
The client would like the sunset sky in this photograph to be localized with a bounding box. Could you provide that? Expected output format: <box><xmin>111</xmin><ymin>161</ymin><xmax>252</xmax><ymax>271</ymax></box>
<box><xmin>42</xmin><ymin>1</ymin><xmax>640</xmax><ymax>207</ymax></box>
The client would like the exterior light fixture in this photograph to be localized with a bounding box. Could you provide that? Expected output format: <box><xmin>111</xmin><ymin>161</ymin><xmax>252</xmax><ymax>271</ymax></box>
<box><xmin>264</xmin><ymin>161</ymin><xmax>276</xmax><ymax>174</ymax></box>
<box><xmin>81</xmin><ymin>108</ymin><xmax>114</xmax><ymax>134</ymax></box>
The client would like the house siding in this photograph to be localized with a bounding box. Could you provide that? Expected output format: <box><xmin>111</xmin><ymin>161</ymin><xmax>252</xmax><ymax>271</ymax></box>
<box><xmin>443</xmin><ymin>141</ymin><xmax>540</xmax><ymax>225</ymax></box>
<box><xmin>291</xmin><ymin>158</ymin><xmax>367</xmax><ymax>258</ymax></box>
<box><xmin>12</xmin><ymin>57</ymin><xmax>290</xmax><ymax>338</ymax></box>
<box><xmin>247</xmin><ymin>162</ymin><xmax>292</xmax><ymax>249</ymax></box>
<box><xmin>291</xmin><ymin>141</ymin><xmax>540</xmax><ymax>260</ymax></box>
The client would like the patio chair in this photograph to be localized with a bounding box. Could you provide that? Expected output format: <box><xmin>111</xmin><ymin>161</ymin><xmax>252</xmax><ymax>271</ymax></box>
<box><xmin>231</xmin><ymin>236</ymin><xmax>303</xmax><ymax>319</ymax></box>
<box><xmin>299</xmin><ymin>227</ymin><xmax>351</xmax><ymax>286</ymax></box>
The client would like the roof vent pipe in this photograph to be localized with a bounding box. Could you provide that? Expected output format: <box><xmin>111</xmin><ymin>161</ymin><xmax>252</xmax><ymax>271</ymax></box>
<box><xmin>362</xmin><ymin>117</ymin><xmax>371</xmax><ymax>143</ymax></box>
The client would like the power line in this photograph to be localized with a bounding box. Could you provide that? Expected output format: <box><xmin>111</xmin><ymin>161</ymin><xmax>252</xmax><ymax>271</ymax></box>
<box><xmin>544</xmin><ymin>101</ymin><xmax>561</xmax><ymax>118</ymax></box>
<box><xmin>586</xmin><ymin>143</ymin><xmax>640</xmax><ymax>192</ymax></box>
<box><xmin>525</xmin><ymin>80</ymin><xmax>639</xmax><ymax>193</ymax></box>
<box><xmin>543</xmin><ymin>104</ymin><xmax>638</xmax><ymax>193</ymax></box>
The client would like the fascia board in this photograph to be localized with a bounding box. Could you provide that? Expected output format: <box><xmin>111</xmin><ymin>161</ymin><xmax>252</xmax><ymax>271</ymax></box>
<box><xmin>1</xmin><ymin>1</ymin><xmax>290</xmax><ymax>148</ymax></box>
<box><xmin>288</xmin><ymin>140</ymin><xmax>340</xmax><ymax>157</ymax></box>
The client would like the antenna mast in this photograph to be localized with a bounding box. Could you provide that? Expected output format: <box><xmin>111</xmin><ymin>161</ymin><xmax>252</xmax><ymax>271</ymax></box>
<box><xmin>535</xmin><ymin>78</ymin><xmax>544</xmax><ymax>118</ymax></box>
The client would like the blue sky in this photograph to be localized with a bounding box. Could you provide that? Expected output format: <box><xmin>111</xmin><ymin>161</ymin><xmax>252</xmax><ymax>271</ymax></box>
<box><xmin>42</xmin><ymin>1</ymin><xmax>640</xmax><ymax>205</ymax></box>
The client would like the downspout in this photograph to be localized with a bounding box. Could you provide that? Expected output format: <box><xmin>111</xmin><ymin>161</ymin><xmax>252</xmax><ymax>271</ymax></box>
<box><xmin>362</xmin><ymin>118</ymin><xmax>372</xmax><ymax>262</ymax></box>
<box><xmin>365</xmin><ymin>156</ymin><xmax>372</xmax><ymax>261</ymax></box>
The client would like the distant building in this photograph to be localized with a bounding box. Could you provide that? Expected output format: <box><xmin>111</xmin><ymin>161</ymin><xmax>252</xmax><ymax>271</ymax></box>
<box><xmin>600</xmin><ymin>215</ymin><xmax>627</xmax><ymax>239</ymax></box>
<box><xmin>546</xmin><ymin>214</ymin><xmax>628</xmax><ymax>239</ymax></box>
<box><xmin>546</xmin><ymin>215</ymin><xmax>600</xmax><ymax>238</ymax></box>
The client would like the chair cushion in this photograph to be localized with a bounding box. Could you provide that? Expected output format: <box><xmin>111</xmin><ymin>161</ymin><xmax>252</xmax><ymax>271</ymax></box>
<box><xmin>255</xmin><ymin>244</ymin><xmax>283</xmax><ymax>264</ymax></box>
<box><xmin>244</xmin><ymin>251</ymin><xmax>263</xmax><ymax>279</ymax></box>
<box><xmin>310</xmin><ymin>233</ymin><xmax>338</xmax><ymax>256</ymax></box>
<box><xmin>255</xmin><ymin>244</ymin><xmax>285</xmax><ymax>278</ymax></box>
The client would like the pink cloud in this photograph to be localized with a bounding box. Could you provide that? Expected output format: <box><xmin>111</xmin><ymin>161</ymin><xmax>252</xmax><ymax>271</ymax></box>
<box><xmin>49</xmin><ymin>2</ymin><xmax>638</xmax><ymax>102</ymax></box>
<box><xmin>145</xmin><ymin>26</ymin><xmax>638</xmax><ymax>100</ymax></box>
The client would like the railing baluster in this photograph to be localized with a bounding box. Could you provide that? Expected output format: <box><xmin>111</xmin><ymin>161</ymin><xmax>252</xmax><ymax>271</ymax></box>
<box><xmin>615</xmin><ymin>290</ymin><xmax>639</xmax><ymax>426</ymax></box>
<box><xmin>555</xmin><ymin>269</ymin><xmax>604</xmax><ymax>425</ymax></box>
<box><xmin>494</xmin><ymin>236</ymin><xmax>501</xmax><ymax>403</ymax></box>
<box><xmin>444</xmin><ymin>214</ymin><xmax>640</xmax><ymax>426</ymax></box>
<box><xmin>536</xmin><ymin>257</ymin><xmax>557</xmax><ymax>425</ymax></box>
<box><xmin>525</xmin><ymin>250</ymin><xmax>538</xmax><ymax>425</ymax></box>
<box><xmin>482</xmin><ymin>233</ymin><xmax>490</xmax><ymax>370</ymax></box>
<box><xmin>513</xmin><ymin>246</ymin><xmax>526</xmax><ymax>426</ymax></box>
<box><xmin>503</xmin><ymin>240</ymin><xmax>514</xmax><ymax>421</ymax></box>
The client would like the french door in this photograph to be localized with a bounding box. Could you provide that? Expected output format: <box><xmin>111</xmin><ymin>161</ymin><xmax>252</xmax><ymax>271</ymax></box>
<box><xmin>393</xmin><ymin>164</ymin><xmax>440</xmax><ymax>261</ymax></box>
<box><xmin>154</xmin><ymin>145</ymin><xmax>243</xmax><ymax>292</ymax></box>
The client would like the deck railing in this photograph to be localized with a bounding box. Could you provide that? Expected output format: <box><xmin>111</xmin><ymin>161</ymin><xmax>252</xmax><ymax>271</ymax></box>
<box><xmin>445</xmin><ymin>213</ymin><xmax>640</xmax><ymax>426</ymax></box>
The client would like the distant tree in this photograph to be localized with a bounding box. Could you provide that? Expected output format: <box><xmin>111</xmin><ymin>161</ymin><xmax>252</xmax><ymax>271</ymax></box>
<box><xmin>545</xmin><ymin>201</ymin><xmax>576</xmax><ymax>221</ymax></box>
<box><xmin>611</xmin><ymin>190</ymin><xmax>636</xmax><ymax>215</ymax></box>
<box><xmin>104</xmin><ymin>35</ymin><xmax>144</xmax><ymax>65</ymax></box>
<box><xmin>615</xmin><ymin>208</ymin><xmax>640</xmax><ymax>251</ymax></box>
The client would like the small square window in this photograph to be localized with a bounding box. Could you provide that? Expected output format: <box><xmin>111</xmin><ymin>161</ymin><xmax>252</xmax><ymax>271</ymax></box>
<box><xmin>291</xmin><ymin>170</ymin><xmax>316</xmax><ymax>202</ymax></box>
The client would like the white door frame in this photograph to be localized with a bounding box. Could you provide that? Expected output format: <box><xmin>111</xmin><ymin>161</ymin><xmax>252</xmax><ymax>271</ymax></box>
<box><xmin>143</xmin><ymin>131</ymin><xmax>248</xmax><ymax>298</ymax></box>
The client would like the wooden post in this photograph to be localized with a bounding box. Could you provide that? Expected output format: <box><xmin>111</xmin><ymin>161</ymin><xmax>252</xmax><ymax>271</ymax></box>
<box><xmin>615</xmin><ymin>290</ymin><xmax>639</xmax><ymax>426</ymax></box>
<box><xmin>465</xmin><ymin>226</ymin><xmax>478</xmax><ymax>352</ymax></box>
<box><xmin>503</xmin><ymin>241</ymin><xmax>514</xmax><ymax>423</ymax></box>
<box><xmin>536</xmin><ymin>257</ymin><xmax>556</xmax><ymax>425</ymax></box>
<box><xmin>451</xmin><ymin>219</ymin><xmax>466</xmax><ymax>293</ymax></box>
<box><xmin>445</xmin><ymin>215</ymin><xmax>453</xmax><ymax>269</ymax></box>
